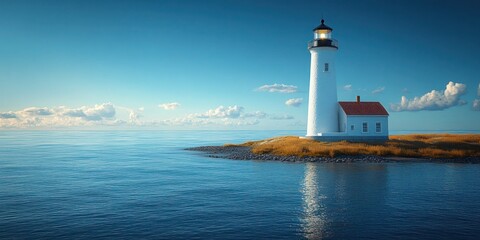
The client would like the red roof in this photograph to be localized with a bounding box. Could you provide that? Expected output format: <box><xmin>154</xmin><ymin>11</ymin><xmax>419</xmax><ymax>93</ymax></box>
<box><xmin>339</xmin><ymin>102</ymin><xmax>389</xmax><ymax>116</ymax></box>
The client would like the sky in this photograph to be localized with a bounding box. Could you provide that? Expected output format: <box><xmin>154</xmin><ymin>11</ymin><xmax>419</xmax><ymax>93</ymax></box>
<box><xmin>1</xmin><ymin>0</ymin><xmax>479</xmax><ymax>131</ymax></box>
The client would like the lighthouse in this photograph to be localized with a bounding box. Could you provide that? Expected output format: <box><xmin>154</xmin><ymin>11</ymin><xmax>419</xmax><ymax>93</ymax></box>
<box><xmin>306</xmin><ymin>19</ymin><xmax>339</xmax><ymax>136</ymax></box>
<box><xmin>304</xmin><ymin>20</ymin><xmax>389</xmax><ymax>142</ymax></box>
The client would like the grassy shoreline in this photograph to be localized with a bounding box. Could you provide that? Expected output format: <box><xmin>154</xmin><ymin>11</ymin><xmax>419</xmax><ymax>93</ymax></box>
<box><xmin>226</xmin><ymin>134</ymin><xmax>480</xmax><ymax>159</ymax></box>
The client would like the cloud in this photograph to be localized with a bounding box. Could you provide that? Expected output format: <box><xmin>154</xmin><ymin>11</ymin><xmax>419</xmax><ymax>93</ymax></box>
<box><xmin>0</xmin><ymin>103</ymin><xmax>292</xmax><ymax>128</ymax></box>
<box><xmin>23</xmin><ymin>107</ymin><xmax>53</xmax><ymax>116</ymax></box>
<box><xmin>473</xmin><ymin>99</ymin><xmax>480</xmax><ymax>111</ymax></box>
<box><xmin>161</xmin><ymin>105</ymin><xmax>291</xmax><ymax>127</ymax></box>
<box><xmin>0</xmin><ymin>103</ymin><xmax>119</xmax><ymax>128</ymax></box>
<box><xmin>0</xmin><ymin>112</ymin><xmax>17</xmax><ymax>119</ymax></box>
<box><xmin>63</xmin><ymin>109</ymin><xmax>86</xmax><ymax>118</ymax></box>
<box><xmin>63</xmin><ymin>103</ymin><xmax>115</xmax><ymax>121</ymax></box>
<box><xmin>194</xmin><ymin>105</ymin><xmax>244</xmax><ymax>119</ymax></box>
<box><xmin>116</xmin><ymin>106</ymin><xmax>144</xmax><ymax>123</ymax></box>
<box><xmin>156</xmin><ymin>117</ymin><xmax>260</xmax><ymax>127</ymax></box>
<box><xmin>83</xmin><ymin>103</ymin><xmax>116</xmax><ymax>120</ymax></box>
<box><xmin>391</xmin><ymin>81</ymin><xmax>467</xmax><ymax>112</ymax></box>
<box><xmin>154</xmin><ymin>105</ymin><xmax>265</xmax><ymax>127</ymax></box>
<box><xmin>473</xmin><ymin>84</ymin><xmax>480</xmax><ymax>111</ymax></box>
<box><xmin>285</xmin><ymin>98</ymin><xmax>302</xmax><ymax>107</ymax></box>
<box><xmin>343</xmin><ymin>84</ymin><xmax>352</xmax><ymax>91</ymax></box>
<box><xmin>372</xmin><ymin>86</ymin><xmax>385</xmax><ymax>94</ymax></box>
<box><xmin>285</xmin><ymin>98</ymin><xmax>303</xmax><ymax>107</ymax></box>
<box><xmin>155</xmin><ymin>117</ymin><xmax>211</xmax><ymax>127</ymax></box>
<box><xmin>159</xmin><ymin>102</ymin><xmax>180</xmax><ymax>110</ymax></box>
<box><xmin>193</xmin><ymin>106</ymin><xmax>268</xmax><ymax>120</ymax></box>
<box><xmin>129</xmin><ymin>111</ymin><xmax>141</xmax><ymax>122</ymax></box>
<box><xmin>256</xmin><ymin>83</ymin><xmax>297</xmax><ymax>93</ymax></box>
<box><xmin>221</xmin><ymin>119</ymin><xmax>260</xmax><ymax>126</ymax></box>
<box><xmin>269</xmin><ymin>114</ymin><xmax>294</xmax><ymax>120</ymax></box>
<box><xmin>243</xmin><ymin>111</ymin><xmax>267</xmax><ymax>118</ymax></box>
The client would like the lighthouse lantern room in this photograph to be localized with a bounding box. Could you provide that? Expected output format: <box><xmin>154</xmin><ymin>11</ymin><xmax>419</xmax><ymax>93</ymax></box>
<box><xmin>314</xmin><ymin>19</ymin><xmax>332</xmax><ymax>39</ymax></box>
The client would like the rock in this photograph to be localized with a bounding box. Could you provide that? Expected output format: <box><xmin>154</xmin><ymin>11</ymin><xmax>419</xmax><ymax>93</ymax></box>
<box><xmin>185</xmin><ymin>145</ymin><xmax>480</xmax><ymax>164</ymax></box>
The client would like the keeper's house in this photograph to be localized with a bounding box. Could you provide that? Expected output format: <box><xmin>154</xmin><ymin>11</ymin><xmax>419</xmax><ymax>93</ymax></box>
<box><xmin>338</xmin><ymin>96</ymin><xmax>389</xmax><ymax>142</ymax></box>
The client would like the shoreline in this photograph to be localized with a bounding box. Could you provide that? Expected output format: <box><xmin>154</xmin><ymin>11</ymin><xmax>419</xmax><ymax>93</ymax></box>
<box><xmin>186</xmin><ymin>145</ymin><xmax>480</xmax><ymax>164</ymax></box>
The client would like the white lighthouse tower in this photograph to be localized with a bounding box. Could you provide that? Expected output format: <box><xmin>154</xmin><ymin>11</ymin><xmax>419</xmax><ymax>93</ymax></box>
<box><xmin>306</xmin><ymin>19</ymin><xmax>339</xmax><ymax>137</ymax></box>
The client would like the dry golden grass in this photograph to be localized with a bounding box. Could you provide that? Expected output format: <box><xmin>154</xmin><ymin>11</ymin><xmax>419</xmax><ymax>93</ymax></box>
<box><xmin>228</xmin><ymin>134</ymin><xmax>480</xmax><ymax>158</ymax></box>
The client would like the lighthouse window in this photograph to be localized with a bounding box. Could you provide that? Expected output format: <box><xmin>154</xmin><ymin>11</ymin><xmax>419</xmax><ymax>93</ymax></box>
<box><xmin>324</xmin><ymin>63</ymin><xmax>329</xmax><ymax>72</ymax></box>
<box><xmin>362</xmin><ymin>122</ymin><xmax>368</xmax><ymax>133</ymax></box>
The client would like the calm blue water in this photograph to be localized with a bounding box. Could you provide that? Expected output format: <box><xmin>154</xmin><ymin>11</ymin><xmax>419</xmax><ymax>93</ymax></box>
<box><xmin>1</xmin><ymin>130</ymin><xmax>480</xmax><ymax>239</ymax></box>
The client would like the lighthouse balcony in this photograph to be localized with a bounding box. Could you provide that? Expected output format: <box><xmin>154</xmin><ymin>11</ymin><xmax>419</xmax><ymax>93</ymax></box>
<box><xmin>308</xmin><ymin>39</ymin><xmax>338</xmax><ymax>49</ymax></box>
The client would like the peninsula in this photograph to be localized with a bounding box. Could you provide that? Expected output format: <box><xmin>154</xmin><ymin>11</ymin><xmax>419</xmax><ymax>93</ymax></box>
<box><xmin>187</xmin><ymin>134</ymin><xmax>480</xmax><ymax>163</ymax></box>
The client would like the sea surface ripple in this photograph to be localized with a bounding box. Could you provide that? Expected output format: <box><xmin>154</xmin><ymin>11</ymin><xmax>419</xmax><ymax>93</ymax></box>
<box><xmin>1</xmin><ymin>130</ymin><xmax>479</xmax><ymax>239</ymax></box>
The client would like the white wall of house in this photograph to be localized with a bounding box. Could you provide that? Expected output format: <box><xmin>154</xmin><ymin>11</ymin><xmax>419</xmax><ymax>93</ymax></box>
<box><xmin>339</xmin><ymin>108</ymin><xmax>389</xmax><ymax>137</ymax></box>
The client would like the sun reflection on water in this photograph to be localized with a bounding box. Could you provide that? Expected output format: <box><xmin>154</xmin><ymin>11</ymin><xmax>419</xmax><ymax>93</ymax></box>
<box><xmin>301</xmin><ymin>163</ymin><xmax>327</xmax><ymax>239</ymax></box>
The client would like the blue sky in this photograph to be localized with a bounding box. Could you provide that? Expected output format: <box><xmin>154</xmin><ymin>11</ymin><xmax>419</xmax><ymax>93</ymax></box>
<box><xmin>1</xmin><ymin>0</ymin><xmax>479</xmax><ymax>131</ymax></box>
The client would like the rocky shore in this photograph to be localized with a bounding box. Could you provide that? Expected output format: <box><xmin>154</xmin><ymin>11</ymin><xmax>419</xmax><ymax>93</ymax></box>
<box><xmin>186</xmin><ymin>146</ymin><xmax>480</xmax><ymax>163</ymax></box>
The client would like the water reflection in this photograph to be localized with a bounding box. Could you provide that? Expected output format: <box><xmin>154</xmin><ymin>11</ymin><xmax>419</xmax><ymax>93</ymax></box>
<box><xmin>301</xmin><ymin>163</ymin><xmax>327</xmax><ymax>239</ymax></box>
<box><xmin>300</xmin><ymin>163</ymin><xmax>388</xmax><ymax>239</ymax></box>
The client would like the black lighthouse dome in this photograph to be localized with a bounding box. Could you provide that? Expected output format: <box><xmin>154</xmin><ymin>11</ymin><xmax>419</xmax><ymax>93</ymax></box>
<box><xmin>308</xmin><ymin>19</ymin><xmax>338</xmax><ymax>49</ymax></box>
<box><xmin>313</xmin><ymin>19</ymin><xmax>333</xmax><ymax>32</ymax></box>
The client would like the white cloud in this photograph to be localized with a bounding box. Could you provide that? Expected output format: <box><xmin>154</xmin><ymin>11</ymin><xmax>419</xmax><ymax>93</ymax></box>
<box><xmin>0</xmin><ymin>112</ymin><xmax>17</xmax><ymax>119</ymax></box>
<box><xmin>154</xmin><ymin>105</ymin><xmax>264</xmax><ymax>127</ymax></box>
<box><xmin>473</xmin><ymin>99</ymin><xmax>480</xmax><ymax>111</ymax></box>
<box><xmin>0</xmin><ymin>103</ymin><xmax>293</xmax><ymax>128</ymax></box>
<box><xmin>117</xmin><ymin>106</ymin><xmax>144</xmax><ymax>124</ymax></box>
<box><xmin>132</xmin><ymin>107</ymin><xmax>145</xmax><ymax>123</ymax></box>
<box><xmin>256</xmin><ymin>83</ymin><xmax>297</xmax><ymax>93</ymax></box>
<box><xmin>194</xmin><ymin>105</ymin><xmax>244</xmax><ymax>119</ymax></box>
<box><xmin>0</xmin><ymin>103</ymin><xmax>119</xmax><ymax>128</ymax></box>
<box><xmin>243</xmin><ymin>111</ymin><xmax>267</xmax><ymax>118</ymax></box>
<box><xmin>285</xmin><ymin>98</ymin><xmax>302</xmax><ymax>107</ymax></box>
<box><xmin>161</xmin><ymin>105</ymin><xmax>282</xmax><ymax>126</ymax></box>
<box><xmin>159</xmin><ymin>102</ymin><xmax>180</xmax><ymax>110</ymax></box>
<box><xmin>473</xmin><ymin>84</ymin><xmax>480</xmax><ymax>111</ymax></box>
<box><xmin>23</xmin><ymin>107</ymin><xmax>54</xmax><ymax>116</ymax></box>
<box><xmin>343</xmin><ymin>84</ymin><xmax>352</xmax><ymax>91</ymax></box>
<box><xmin>221</xmin><ymin>119</ymin><xmax>260</xmax><ymax>126</ymax></box>
<box><xmin>154</xmin><ymin>118</ymin><xmax>205</xmax><ymax>127</ymax></box>
<box><xmin>155</xmin><ymin>117</ymin><xmax>260</xmax><ymax>127</ymax></box>
<box><xmin>372</xmin><ymin>86</ymin><xmax>385</xmax><ymax>94</ymax></box>
<box><xmin>391</xmin><ymin>81</ymin><xmax>467</xmax><ymax>111</ymax></box>
<box><xmin>192</xmin><ymin>106</ymin><xmax>268</xmax><ymax>120</ymax></box>
<box><xmin>129</xmin><ymin>111</ymin><xmax>140</xmax><ymax>122</ymax></box>
<box><xmin>83</xmin><ymin>103</ymin><xmax>116</xmax><ymax>120</ymax></box>
<box><xmin>269</xmin><ymin>114</ymin><xmax>294</xmax><ymax>120</ymax></box>
<box><xmin>63</xmin><ymin>103</ymin><xmax>115</xmax><ymax>121</ymax></box>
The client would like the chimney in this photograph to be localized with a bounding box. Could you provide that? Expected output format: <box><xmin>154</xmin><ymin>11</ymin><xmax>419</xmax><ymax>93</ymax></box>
<box><xmin>356</xmin><ymin>95</ymin><xmax>360</xmax><ymax>103</ymax></box>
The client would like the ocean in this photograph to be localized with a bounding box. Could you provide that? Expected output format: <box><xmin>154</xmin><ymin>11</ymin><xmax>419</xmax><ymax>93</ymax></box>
<box><xmin>1</xmin><ymin>130</ymin><xmax>479</xmax><ymax>239</ymax></box>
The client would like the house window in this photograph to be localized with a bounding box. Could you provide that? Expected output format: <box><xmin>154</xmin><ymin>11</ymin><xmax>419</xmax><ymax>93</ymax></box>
<box><xmin>362</xmin><ymin>122</ymin><xmax>368</xmax><ymax>133</ymax></box>
<box><xmin>350</xmin><ymin>125</ymin><xmax>355</xmax><ymax>131</ymax></box>
<box><xmin>376</xmin><ymin>122</ymin><xmax>381</xmax><ymax>133</ymax></box>
<box><xmin>324</xmin><ymin>63</ymin><xmax>329</xmax><ymax>72</ymax></box>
